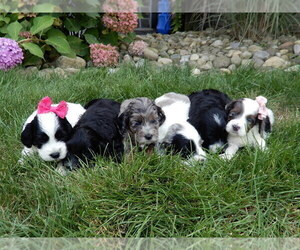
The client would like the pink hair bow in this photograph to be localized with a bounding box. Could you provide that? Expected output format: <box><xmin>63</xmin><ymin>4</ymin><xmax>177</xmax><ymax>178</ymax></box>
<box><xmin>37</xmin><ymin>96</ymin><xmax>68</xmax><ymax>119</ymax></box>
<box><xmin>256</xmin><ymin>96</ymin><xmax>268</xmax><ymax>120</ymax></box>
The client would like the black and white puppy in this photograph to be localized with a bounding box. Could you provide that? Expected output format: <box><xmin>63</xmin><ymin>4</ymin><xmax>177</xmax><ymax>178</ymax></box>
<box><xmin>119</xmin><ymin>97</ymin><xmax>165</xmax><ymax>153</ymax></box>
<box><xmin>62</xmin><ymin>99</ymin><xmax>124</xmax><ymax>170</ymax></box>
<box><xmin>188</xmin><ymin>89</ymin><xmax>232</xmax><ymax>152</ymax></box>
<box><xmin>20</xmin><ymin>96</ymin><xmax>85</xmax><ymax>162</ymax></box>
<box><xmin>220</xmin><ymin>96</ymin><xmax>274</xmax><ymax>160</ymax></box>
<box><xmin>155</xmin><ymin>92</ymin><xmax>206</xmax><ymax>161</ymax></box>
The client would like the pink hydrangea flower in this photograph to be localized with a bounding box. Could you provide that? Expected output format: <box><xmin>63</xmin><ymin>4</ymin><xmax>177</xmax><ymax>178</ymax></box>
<box><xmin>102</xmin><ymin>0</ymin><xmax>138</xmax><ymax>34</ymax></box>
<box><xmin>90</xmin><ymin>43</ymin><xmax>119</xmax><ymax>67</ymax></box>
<box><xmin>0</xmin><ymin>38</ymin><xmax>24</xmax><ymax>71</ymax></box>
<box><xmin>102</xmin><ymin>12</ymin><xmax>138</xmax><ymax>34</ymax></box>
<box><xmin>128</xmin><ymin>40</ymin><xmax>148</xmax><ymax>56</ymax></box>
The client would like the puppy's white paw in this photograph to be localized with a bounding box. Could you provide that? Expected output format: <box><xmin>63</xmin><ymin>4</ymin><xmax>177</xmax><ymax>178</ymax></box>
<box><xmin>219</xmin><ymin>153</ymin><xmax>233</xmax><ymax>160</ymax></box>
<box><xmin>56</xmin><ymin>164</ymin><xmax>70</xmax><ymax>176</ymax></box>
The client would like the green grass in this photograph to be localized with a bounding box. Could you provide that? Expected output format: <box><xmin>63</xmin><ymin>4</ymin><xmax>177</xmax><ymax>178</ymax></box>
<box><xmin>0</xmin><ymin>64</ymin><xmax>299</xmax><ymax>237</ymax></box>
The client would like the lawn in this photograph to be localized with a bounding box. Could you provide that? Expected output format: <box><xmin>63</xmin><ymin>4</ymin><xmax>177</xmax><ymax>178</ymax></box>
<box><xmin>0</xmin><ymin>64</ymin><xmax>299</xmax><ymax>237</ymax></box>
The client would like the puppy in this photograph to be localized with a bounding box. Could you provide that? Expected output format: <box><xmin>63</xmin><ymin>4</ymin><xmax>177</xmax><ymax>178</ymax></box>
<box><xmin>220</xmin><ymin>96</ymin><xmax>274</xmax><ymax>160</ymax></box>
<box><xmin>119</xmin><ymin>97</ymin><xmax>165</xmax><ymax>153</ymax></box>
<box><xmin>155</xmin><ymin>92</ymin><xmax>206</xmax><ymax>161</ymax></box>
<box><xmin>188</xmin><ymin>89</ymin><xmax>232</xmax><ymax>152</ymax></box>
<box><xmin>62</xmin><ymin>99</ymin><xmax>124</xmax><ymax>170</ymax></box>
<box><xmin>20</xmin><ymin>96</ymin><xmax>85</xmax><ymax>162</ymax></box>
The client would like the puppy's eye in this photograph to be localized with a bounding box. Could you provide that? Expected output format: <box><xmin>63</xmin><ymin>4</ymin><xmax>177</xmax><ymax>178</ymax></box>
<box><xmin>229</xmin><ymin>112</ymin><xmax>235</xmax><ymax>117</ymax></box>
<box><xmin>132</xmin><ymin>121</ymin><xmax>142</xmax><ymax>127</ymax></box>
<box><xmin>246</xmin><ymin>117</ymin><xmax>254</xmax><ymax>124</ymax></box>
<box><xmin>38</xmin><ymin>133</ymin><xmax>49</xmax><ymax>143</ymax></box>
<box><xmin>150</xmin><ymin>120</ymin><xmax>158</xmax><ymax>124</ymax></box>
<box><xmin>55</xmin><ymin>130</ymin><xmax>65</xmax><ymax>141</ymax></box>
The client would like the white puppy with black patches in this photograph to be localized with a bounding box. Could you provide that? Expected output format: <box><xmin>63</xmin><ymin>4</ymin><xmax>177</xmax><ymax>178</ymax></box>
<box><xmin>20</xmin><ymin>96</ymin><xmax>85</xmax><ymax>162</ymax></box>
<box><xmin>220</xmin><ymin>96</ymin><xmax>274</xmax><ymax>160</ymax></box>
<box><xmin>155</xmin><ymin>92</ymin><xmax>206</xmax><ymax>162</ymax></box>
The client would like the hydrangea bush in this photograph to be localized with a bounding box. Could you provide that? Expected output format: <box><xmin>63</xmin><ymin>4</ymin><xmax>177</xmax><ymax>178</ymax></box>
<box><xmin>90</xmin><ymin>43</ymin><xmax>119</xmax><ymax>67</ymax></box>
<box><xmin>0</xmin><ymin>38</ymin><xmax>24</xmax><ymax>70</ymax></box>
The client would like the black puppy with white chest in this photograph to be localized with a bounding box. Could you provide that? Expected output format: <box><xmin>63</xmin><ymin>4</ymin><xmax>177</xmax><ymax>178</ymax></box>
<box><xmin>188</xmin><ymin>89</ymin><xmax>232</xmax><ymax>152</ymax></box>
<box><xmin>61</xmin><ymin>99</ymin><xmax>124</xmax><ymax>171</ymax></box>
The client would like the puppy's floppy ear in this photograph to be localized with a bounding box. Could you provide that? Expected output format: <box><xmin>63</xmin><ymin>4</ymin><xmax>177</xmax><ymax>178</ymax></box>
<box><xmin>156</xmin><ymin>105</ymin><xmax>166</xmax><ymax>125</ymax></box>
<box><xmin>118</xmin><ymin>110</ymin><xmax>130</xmax><ymax>137</ymax></box>
<box><xmin>258</xmin><ymin>109</ymin><xmax>274</xmax><ymax>138</ymax></box>
<box><xmin>225</xmin><ymin>100</ymin><xmax>237</xmax><ymax>113</ymax></box>
<box><xmin>119</xmin><ymin>99</ymin><xmax>135</xmax><ymax>115</ymax></box>
<box><xmin>58</xmin><ymin>117</ymin><xmax>73</xmax><ymax>139</ymax></box>
<box><xmin>21</xmin><ymin>116</ymin><xmax>37</xmax><ymax>148</ymax></box>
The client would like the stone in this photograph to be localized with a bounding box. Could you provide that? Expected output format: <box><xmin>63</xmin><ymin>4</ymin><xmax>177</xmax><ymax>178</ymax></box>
<box><xmin>228</xmin><ymin>64</ymin><xmax>237</xmax><ymax>71</ymax></box>
<box><xmin>231</xmin><ymin>54</ymin><xmax>242</xmax><ymax>66</ymax></box>
<box><xmin>158</xmin><ymin>58</ymin><xmax>173</xmax><ymax>65</ymax></box>
<box><xmin>279</xmin><ymin>49</ymin><xmax>289</xmax><ymax>55</ymax></box>
<box><xmin>291</xmin><ymin>56</ymin><xmax>300</xmax><ymax>64</ymax></box>
<box><xmin>200</xmin><ymin>61</ymin><xmax>213</xmax><ymax>70</ymax></box>
<box><xmin>38</xmin><ymin>69</ymin><xmax>54</xmax><ymax>79</ymax></box>
<box><xmin>55</xmin><ymin>56</ymin><xmax>86</xmax><ymax>69</ymax></box>
<box><xmin>241</xmin><ymin>51</ymin><xmax>252</xmax><ymax>59</ymax></box>
<box><xmin>180</xmin><ymin>55</ymin><xmax>190</xmax><ymax>63</ymax></box>
<box><xmin>213</xmin><ymin>55</ymin><xmax>231</xmax><ymax>68</ymax></box>
<box><xmin>108</xmin><ymin>68</ymin><xmax>120</xmax><ymax>74</ymax></box>
<box><xmin>241</xmin><ymin>59</ymin><xmax>253</xmax><ymax>66</ymax></box>
<box><xmin>293</xmin><ymin>44</ymin><xmax>300</xmax><ymax>55</ymax></box>
<box><xmin>64</xmin><ymin>68</ymin><xmax>80</xmax><ymax>75</ymax></box>
<box><xmin>190</xmin><ymin>54</ymin><xmax>200</xmax><ymax>61</ymax></box>
<box><xmin>209</xmin><ymin>55</ymin><xmax>216</xmax><ymax>61</ymax></box>
<box><xmin>133</xmin><ymin>56</ymin><xmax>142</xmax><ymax>62</ymax></box>
<box><xmin>135</xmin><ymin>59</ymin><xmax>145</xmax><ymax>67</ymax></box>
<box><xmin>285</xmin><ymin>65</ymin><xmax>300</xmax><ymax>72</ymax></box>
<box><xmin>158</xmin><ymin>51</ymin><xmax>170</xmax><ymax>58</ymax></box>
<box><xmin>266</xmin><ymin>48</ymin><xmax>277</xmax><ymax>56</ymax></box>
<box><xmin>197</xmin><ymin>58</ymin><xmax>206</xmax><ymax>67</ymax></box>
<box><xmin>263</xmin><ymin>56</ymin><xmax>289</xmax><ymax>69</ymax></box>
<box><xmin>179</xmin><ymin>49</ymin><xmax>189</xmax><ymax>56</ymax></box>
<box><xmin>248</xmin><ymin>45</ymin><xmax>263</xmax><ymax>52</ymax></box>
<box><xmin>191</xmin><ymin>68</ymin><xmax>201</xmax><ymax>76</ymax></box>
<box><xmin>167</xmin><ymin>49</ymin><xmax>175</xmax><ymax>55</ymax></box>
<box><xmin>252</xmin><ymin>57</ymin><xmax>264</xmax><ymax>68</ymax></box>
<box><xmin>253</xmin><ymin>51</ymin><xmax>270</xmax><ymax>60</ymax></box>
<box><xmin>295</xmin><ymin>40</ymin><xmax>300</xmax><ymax>45</ymax></box>
<box><xmin>24</xmin><ymin>66</ymin><xmax>39</xmax><ymax>74</ymax></box>
<box><xmin>211</xmin><ymin>40</ymin><xmax>223</xmax><ymax>47</ymax></box>
<box><xmin>53</xmin><ymin>68</ymin><xmax>66</xmax><ymax>77</ymax></box>
<box><xmin>230</xmin><ymin>42</ymin><xmax>241</xmax><ymax>49</ymax></box>
<box><xmin>144</xmin><ymin>48</ymin><xmax>159</xmax><ymax>60</ymax></box>
<box><xmin>170</xmin><ymin>54</ymin><xmax>181</xmax><ymax>64</ymax></box>
<box><xmin>188</xmin><ymin>61</ymin><xmax>198</xmax><ymax>67</ymax></box>
<box><xmin>220</xmin><ymin>68</ymin><xmax>231</xmax><ymax>74</ymax></box>
<box><xmin>278</xmin><ymin>41</ymin><xmax>294</xmax><ymax>49</ymax></box>
<box><xmin>123</xmin><ymin>54</ymin><xmax>132</xmax><ymax>63</ymax></box>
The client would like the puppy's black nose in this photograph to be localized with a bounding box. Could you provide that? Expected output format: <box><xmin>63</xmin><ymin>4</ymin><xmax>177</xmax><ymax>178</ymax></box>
<box><xmin>232</xmin><ymin>125</ymin><xmax>240</xmax><ymax>132</ymax></box>
<box><xmin>145</xmin><ymin>134</ymin><xmax>153</xmax><ymax>140</ymax></box>
<box><xmin>50</xmin><ymin>152</ymin><xmax>60</xmax><ymax>159</ymax></box>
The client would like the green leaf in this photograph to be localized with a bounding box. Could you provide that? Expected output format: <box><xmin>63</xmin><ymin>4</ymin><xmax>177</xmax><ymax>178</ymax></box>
<box><xmin>100</xmin><ymin>31</ymin><xmax>118</xmax><ymax>46</ymax></box>
<box><xmin>46</xmin><ymin>36</ymin><xmax>75</xmax><ymax>57</ymax></box>
<box><xmin>7</xmin><ymin>21</ymin><xmax>22</xmax><ymax>40</ymax></box>
<box><xmin>0</xmin><ymin>25</ymin><xmax>8</xmax><ymax>34</ymax></box>
<box><xmin>84</xmin><ymin>34</ymin><xmax>99</xmax><ymax>44</ymax></box>
<box><xmin>64</xmin><ymin>18</ymin><xmax>81</xmax><ymax>32</ymax></box>
<box><xmin>67</xmin><ymin>36</ymin><xmax>89</xmax><ymax>57</ymax></box>
<box><xmin>22</xmin><ymin>42</ymin><xmax>44</xmax><ymax>59</ymax></box>
<box><xmin>32</xmin><ymin>3</ymin><xmax>56</xmax><ymax>12</ymax></box>
<box><xmin>0</xmin><ymin>15</ymin><xmax>10</xmax><ymax>24</ymax></box>
<box><xmin>23</xmin><ymin>53</ymin><xmax>43</xmax><ymax>67</ymax></box>
<box><xmin>30</xmin><ymin>16</ymin><xmax>54</xmax><ymax>35</ymax></box>
<box><xmin>81</xmin><ymin>15</ymin><xmax>98</xmax><ymax>29</ymax></box>
<box><xmin>47</xmin><ymin>28</ymin><xmax>66</xmax><ymax>39</ymax></box>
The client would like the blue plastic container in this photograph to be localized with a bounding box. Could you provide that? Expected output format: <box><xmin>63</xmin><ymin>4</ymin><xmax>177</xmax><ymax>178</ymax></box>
<box><xmin>156</xmin><ymin>0</ymin><xmax>171</xmax><ymax>34</ymax></box>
